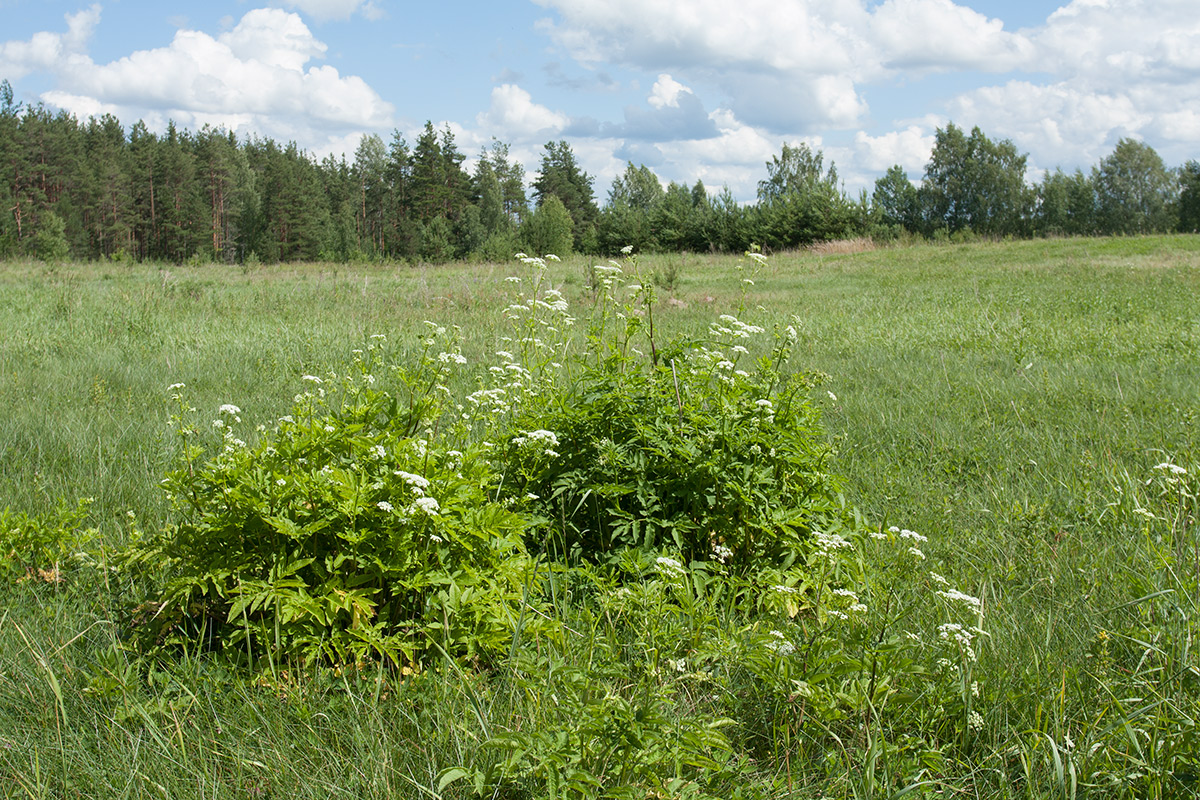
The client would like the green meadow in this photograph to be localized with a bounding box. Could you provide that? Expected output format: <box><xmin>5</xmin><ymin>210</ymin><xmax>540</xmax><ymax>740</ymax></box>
<box><xmin>1</xmin><ymin>236</ymin><xmax>1198</xmax><ymax>798</ymax></box>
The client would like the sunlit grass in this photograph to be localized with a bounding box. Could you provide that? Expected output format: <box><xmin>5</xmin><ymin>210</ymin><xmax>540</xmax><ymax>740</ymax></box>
<box><xmin>2</xmin><ymin>235</ymin><xmax>1198</xmax><ymax>797</ymax></box>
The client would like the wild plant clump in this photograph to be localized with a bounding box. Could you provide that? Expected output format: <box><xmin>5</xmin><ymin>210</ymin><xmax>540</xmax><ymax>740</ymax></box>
<box><xmin>500</xmin><ymin>322</ymin><xmax>843</xmax><ymax>570</ymax></box>
<box><xmin>497</xmin><ymin>249</ymin><xmax>849</xmax><ymax>572</ymax></box>
<box><xmin>0</xmin><ymin>498</ymin><xmax>95</xmax><ymax>585</ymax></box>
<box><xmin>125</xmin><ymin>249</ymin><xmax>854</xmax><ymax>670</ymax></box>
<box><xmin>126</xmin><ymin>341</ymin><xmax>542</xmax><ymax>669</ymax></box>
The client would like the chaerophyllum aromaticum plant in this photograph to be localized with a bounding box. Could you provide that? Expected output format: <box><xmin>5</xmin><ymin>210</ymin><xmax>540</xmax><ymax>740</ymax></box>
<box><xmin>127</xmin><ymin>332</ymin><xmax>546</xmax><ymax>670</ymax></box>
<box><xmin>496</xmin><ymin>249</ymin><xmax>849</xmax><ymax>572</ymax></box>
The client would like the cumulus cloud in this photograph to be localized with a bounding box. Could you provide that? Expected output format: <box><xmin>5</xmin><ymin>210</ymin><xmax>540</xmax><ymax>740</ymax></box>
<box><xmin>475</xmin><ymin>84</ymin><xmax>569</xmax><ymax>139</ymax></box>
<box><xmin>945</xmin><ymin>80</ymin><xmax>1167</xmax><ymax>170</ymax></box>
<box><xmin>526</xmin><ymin>0</ymin><xmax>1200</xmax><ymax>187</ymax></box>
<box><xmin>0</xmin><ymin>5</ymin><xmax>99</xmax><ymax>81</ymax></box>
<box><xmin>532</xmin><ymin>0</ymin><xmax>1044</xmax><ymax>132</ymax></box>
<box><xmin>926</xmin><ymin>1</ymin><xmax>1200</xmax><ymax>171</ymax></box>
<box><xmin>852</xmin><ymin>127</ymin><xmax>935</xmax><ymax>173</ymax></box>
<box><xmin>6</xmin><ymin>7</ymin><xmax>392</xmax><ymax>155</ymax></box>
<box><xmin>601</xmin><ymin>75</ymin><xmax>717</xmax><ymax>141</ymax></box>
<box><xmin>1037</xmin><ymin>0</ymin><xmax>1200</xmax><ymax>84</ymax></box>
<box><xmin>869</xmin><ymin>0</ymin><xmax>1033</xmax><ymax>72</ymax></box>
<box><xmin>647</xmin><ymin>74</ymin><xmax>692</xmax><ymax>109</ymax></box>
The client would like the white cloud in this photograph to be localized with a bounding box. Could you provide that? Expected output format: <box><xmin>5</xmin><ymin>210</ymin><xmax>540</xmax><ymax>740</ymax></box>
<box><xmin>1159</xmin><ymin>109</ymin><xmax>1200</xmax><ymax>143</ymax></box>
<box><xmin>0</xmin><ymin>5</ymin><xmax>99</xmax><ymax>81</ymax></box>
<box><xmin>869</xmin><ymin>0</ymin><xmax>1034</xmax><ymax>72</ymax></box>
<box><xmin>532</xmin><ymin>0</ymin><xmax>1045</xmax><ymax>132</ymax></box>
<box><xmin>852</xmin><ymin>127</ymin><xmax>935</xmax><ymax>173</ymax></box>
<box><xmin>1038</xmin><ymin>0</ymin><xmax>1198</xmax><ymax>77</ymax></box>
<box><xmin>939</xmin><ymin>0</ymin><xmax>1200</xmax><ymax>172</ymax></box>
<box><xmin>855</xmin><ymin>0</ymin><xmax>1200</xmax><ymax>177</ymax></box>
<box><xmin>475</xmin><ymin>84</ymin><xmax>569</xmax><ymax>139</ymax></box>
<box><xmin>220</xmin><ymin>9</ymin><xmax>327</xmax><ymax>71</ymax></box>
<box><xmin>647</xmin><ymin>74</ymin><xmax>692</xmax><ymax>110</ymax></box>
<box><xmin>526</xmin><ymin>0</ymin><xmax>1199</xmax><ymax>187</ymax></box>
<box><xmin>17</xmin><ymin>8</ymin><xmax>391</xmax><ymax>156</ymax></box>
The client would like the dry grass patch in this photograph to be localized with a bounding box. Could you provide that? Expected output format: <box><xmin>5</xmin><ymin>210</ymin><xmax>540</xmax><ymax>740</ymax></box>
<box><xmin>806</xmin><ymin>237</ymin><xmax>878</xmax><ymax>255</ymax></box>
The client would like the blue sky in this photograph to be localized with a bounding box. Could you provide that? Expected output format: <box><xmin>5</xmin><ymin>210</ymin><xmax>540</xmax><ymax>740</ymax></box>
<box><xmin>3</xmin><ymin>0</ymin><xmax>1198</xmax><ymax>202</ymax></box>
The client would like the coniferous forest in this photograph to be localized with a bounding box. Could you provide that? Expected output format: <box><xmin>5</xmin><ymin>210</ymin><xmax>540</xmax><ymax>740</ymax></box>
<box><xmin>2</xmin><ymin>78</ymin><xmax>1199</xmax><ymax>264</ymax></box>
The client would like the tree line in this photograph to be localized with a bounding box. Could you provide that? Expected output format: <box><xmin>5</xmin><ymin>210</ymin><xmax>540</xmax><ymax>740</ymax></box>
<box><xmin>3</xmin><ymin>78</ymin><xmax>1198</xmax><ymax>264</ymax></box>
<box><xmin>872</xmin><ymin>123</ymin><xmax>1200</xmax><ymax>240</ymax></box>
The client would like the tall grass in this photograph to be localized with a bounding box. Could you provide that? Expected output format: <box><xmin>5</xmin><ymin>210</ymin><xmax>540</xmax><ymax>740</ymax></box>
<box><xmin>2</xmin><ymin>236</ymin><xmax>1198</xmax><ymax>797</ymax></box>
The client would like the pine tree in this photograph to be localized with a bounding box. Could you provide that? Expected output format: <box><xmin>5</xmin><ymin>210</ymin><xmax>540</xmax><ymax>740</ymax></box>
<box><xmin>353</xmin><ymin>133</ymin><xmax>388</xmax><ymax>254</ymax></box>
<box><xmin>157</xmin><ymin>121</ymin><xmax>203</xmax><ymax>262</ymax></box>
<box><xmin>533</xmin><ymin>140</ymin><xmax>598</xmax><ymax>253</ymax></box>
<box><xmin>127</xmin><ymin>122</ymin><xmax>159</xmax><ymax>260</ymax></box>
<box><xmin>82</xmin><ymin>114</ymin><xmax>133</xmax><ymax>258</ymax></box>
<box><xmin>195</xmin><ymin>125</ymin><xmax>254</xmax><ymax>262</ymax></box>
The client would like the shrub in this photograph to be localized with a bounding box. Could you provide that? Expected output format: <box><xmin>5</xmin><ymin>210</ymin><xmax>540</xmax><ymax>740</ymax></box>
<box><xmin>127</xmin><ymin>341</ymin><xmax>544</xmax><ymax>668</ymax></box>
<box><xmin>497</xmin><ymin>255</ymin><xmax>847</xmax><ymax>571</ymax></box>
<box><xmin>520</xmin><ymin>195</ymin><xmax>574</xmax><ymax>257</ymax></box>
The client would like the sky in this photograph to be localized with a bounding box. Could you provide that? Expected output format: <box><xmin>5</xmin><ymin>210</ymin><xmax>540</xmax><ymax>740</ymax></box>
<box><xmin>2</xmin><ymin>0</ymin><xmax>1198</xmax><ymax>203</ymax></box>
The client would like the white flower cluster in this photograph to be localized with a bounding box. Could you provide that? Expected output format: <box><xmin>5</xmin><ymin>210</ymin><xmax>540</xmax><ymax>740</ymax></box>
<box><xmin>413</xmin><ymin>497</ymin><xmax>440</xmax><ymax>517</ymax></box>
<box><xmin>710</xmin><ymin>314</ymin><xmax>765</xmax><ymax>339</ymax></box>
<box><xmin>394</xmin><ymin>470</ymin><xmax>431</xmax><ymax>493</ymax></box>
<box><xmin>766</xmin><ymin>630</ymin><xmax>796</xmax><ymax>656</ymax></box>
<box><xmin>375</xmin><ymin>468</ymin><xmax>440</xmax><ymax>520</ymax></box>
<box><xmin>890</xmin><ymin>526</ymin><xmax>928</xmax><ymax>542</ymax></box>
<box><xmin>654</xmin><ymin>556</ymin><xmax>686</xmax><ymax>579</ymax></box>
<box><xmin>512</xmin><ymin>429</ymin><xmax>560</xmax><ymax>458</ymax></box>
<box><xmin>937</xmin><ymin>622</ymin><xmax>985</xmax><ymax>662</ymax></box>
<box><xmin>467</xmin><ymin>387</ymin><xmax>509</xmax><ymax>415</ymax></box>
<box><xmin>814</xmin><ymin>530</ymin><xmax>853</xmax><ymax>557</ymax></box>
<box><xmin>937</xmin><ymin>588</ymin><xmax>983</xmax><ymax>615</ymax></box>
<box><xmin>536</xmin><ymin>288</ymin><xmax>570</xmax><ymax>314</ymax></box>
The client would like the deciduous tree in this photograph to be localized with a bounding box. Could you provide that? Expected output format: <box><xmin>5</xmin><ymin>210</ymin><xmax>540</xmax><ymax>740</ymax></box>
<box><xmin>1093</xmin><ymin>138</ymin><xmax>1177</xmax><ymax>235</ymax></box>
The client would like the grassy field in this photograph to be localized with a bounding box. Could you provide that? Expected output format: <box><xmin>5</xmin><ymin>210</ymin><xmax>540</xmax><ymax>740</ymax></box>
<box><xmin>1</xmin><ymin>236</ymin><xmax>1198</xmax><ymax>798</ymax></box>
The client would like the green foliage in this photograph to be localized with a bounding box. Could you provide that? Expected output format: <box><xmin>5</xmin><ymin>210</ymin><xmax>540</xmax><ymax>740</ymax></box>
<box><xmin>1036</xmin><ymin>167</ymin><xmax>1097</xmax><ymax>236</ymax></box>
<box><xmin>0</xmin><ymin>498</ymin><xmax>95</xmax><ymax>584</ymax></box>
<box><xmin>1179</xmin><ymin>160</ymin><xmax>1200</xmax><ymax>233</ymax></box>
<box><xmin>475</xmin><ymin>227</ymin><xmax>521</xmax><ymax>262</ymax></box>
<box><xmin>533</xmin><ymin>140</ymin><xmax>599</xmax><ymax>253</ymax></box>
<box><xmin>457</xmin><ymin>668</ymin><xmax>753</xmax><ymax>799</ymax></box>
<box><xmin>872</xmin><ymin>164</ymin><xmax>921</xmax><ymax>234</ymax></box>
<box><xmin>754</xmin><ymin>142</ymin><xmax>858</xmax><ymax>247</ymax></box>
<box><xmin>127</xmin><ymin>340</ymin><xmax>542</xmax><ymax>668</ymax></box>
<box><xmin>499</xmin><ymin>253</ymin><xmax>845</xmax><ymax>570</ymax></box>
<box><xmin>2</xmin><ymin>241</ymin><xmax>1199</xmax><ymax>798</ymax></box>
<box><xmin>520</xmin><ymin>194</ymin><xmax>574</xmax><ymax>257</ymax></box>
<box><xmin>1071</xmin><ymin>459</ymin><xmax>1200</xmax><ymax>795</ymax></box>
<box><xmin>33</xmin><ymin>209</ymin><xmax>71</xmax><ymax>262</ymax></box>
<box><xmin>1093</xmin><ymin>138</ymin><xmax>1178</xmax><ymax>235</ymax></box>
<box><xmin>922</xmin><ymin>123</ymin><xmax>1031</xmax><ymax>237</ymax></box>
<box><xmin>419</xmin><ymin>214</ymin><xmax>455</xmax><ymax>263</ymax></box>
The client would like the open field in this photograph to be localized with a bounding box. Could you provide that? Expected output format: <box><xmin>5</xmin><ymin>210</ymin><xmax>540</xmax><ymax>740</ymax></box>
<box><xmin>1</xmin><ymin>236</ymin><xmax>1199</xmax><ymax>798</ymax></box>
